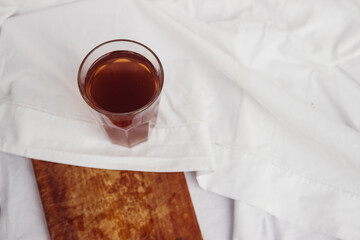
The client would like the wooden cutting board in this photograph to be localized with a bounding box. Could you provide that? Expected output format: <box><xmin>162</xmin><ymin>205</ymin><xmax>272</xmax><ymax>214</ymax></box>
<box><xmin>32</xmin><ymin>159</ymin><xmax>203</xmax><ymax>240</ymax></box>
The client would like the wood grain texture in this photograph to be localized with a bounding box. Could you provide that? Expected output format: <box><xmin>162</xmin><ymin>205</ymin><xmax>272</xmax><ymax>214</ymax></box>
<box><xmin>32</xmin><ymin>159</ymin><xmax>203</xmax><ymax>240</ymax></box>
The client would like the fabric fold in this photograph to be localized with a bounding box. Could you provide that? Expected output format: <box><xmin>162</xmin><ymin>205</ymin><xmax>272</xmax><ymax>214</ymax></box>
<box><xmin>139</xmin><ymin>0</ymin><xmax>360</xmax><ymax>239</ymax></box>
<box><xmin>197</xmin><ymin>145</ymin><xmax>360</xmax><ymax>239</ymax></box>
<box><xmin>0</xmin><ymin>0</ymin><xmax>215</xmax><ymax>172</ymax></box>
<box><xmin>1</xmin><ymin>0</ymin><xmax>360</xmax><ymax>239</ymax></box>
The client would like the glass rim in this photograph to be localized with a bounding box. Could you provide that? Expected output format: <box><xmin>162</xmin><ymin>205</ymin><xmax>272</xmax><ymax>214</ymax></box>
<box><xmin>77</xmin><ymin>39</ymin><xmax>164</xmax><ymax>116</ymax></box>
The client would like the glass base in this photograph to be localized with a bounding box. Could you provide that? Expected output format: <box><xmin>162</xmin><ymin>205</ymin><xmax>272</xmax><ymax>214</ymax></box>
<box><xmin>105</xmin><ymin>122</ymin><xmax>149</xmax><ymax>148</ymax></box>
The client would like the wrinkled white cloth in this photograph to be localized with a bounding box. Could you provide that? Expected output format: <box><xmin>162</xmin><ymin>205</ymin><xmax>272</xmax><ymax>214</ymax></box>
<box><xmin>1</xmin><ymin>0</ymin><xmax>360</xmax><ymax>239</ymax></box>
<box><xmin>0</xmin><ymin>0</ymin><xmax>214</xmax><ymax>171</ymax></box>
<box><xmin>0</xmin><ymin>0</ymin><xmax>82</xmax><ymax>25</ymax></box>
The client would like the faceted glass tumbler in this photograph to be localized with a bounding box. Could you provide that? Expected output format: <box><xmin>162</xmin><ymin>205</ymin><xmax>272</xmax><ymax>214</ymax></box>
<box><xmin>78</xmin><ymin>39</ymin><xmax>164</xmax><ymax>147</ymax></box>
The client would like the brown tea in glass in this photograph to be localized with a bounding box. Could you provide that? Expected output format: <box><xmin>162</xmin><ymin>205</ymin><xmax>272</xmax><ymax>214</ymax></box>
<box><xmin>78</xmin><ymin>40</ymin><xmax>164</xmax><ymax>147</ymax></box>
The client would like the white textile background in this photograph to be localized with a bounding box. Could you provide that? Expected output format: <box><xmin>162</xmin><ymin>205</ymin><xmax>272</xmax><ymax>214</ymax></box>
<box><xmin>1</xmin><ymin>0</ymin><xmax>360</xmax><ymax>239</ymax></box>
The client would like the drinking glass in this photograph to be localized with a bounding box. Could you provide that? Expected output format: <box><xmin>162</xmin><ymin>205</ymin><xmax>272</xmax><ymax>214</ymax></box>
<box><xmin>78</xmin><ymin>39</ymin><xmax>164</xmax><ymax>147</ymax></box>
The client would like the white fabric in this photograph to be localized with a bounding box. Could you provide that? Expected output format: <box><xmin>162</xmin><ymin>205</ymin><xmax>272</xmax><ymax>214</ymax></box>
<box><xmin>233</xmin><ymin>202</ymin><xmax>338</xmax><ymax>240</ymax></box>
<box><xmin>0</xmin><ymin>0</ymin><xmax>82</xmax><ymax>25</ymax></box>
<box><xmin>0</xmin><ymin>153</ymin><xmax>49</xmax><ymax>240</ymax></box>
<box><xmin>1</xmin><ymin>0</ymin><xmax>360</xmax><ymax>239</ymax></box>
<box><xmin>144</xmin><ymin>1</ymin><xmax>360</xmax><ymax>238</ymax></box>
<box><xmin>0</xmin><ymin>0</ymin><xmax>214</xmax><ymax>171</ymax></box>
